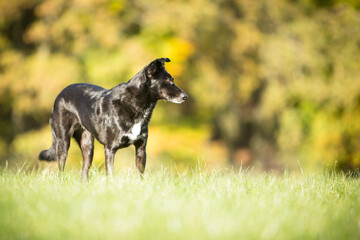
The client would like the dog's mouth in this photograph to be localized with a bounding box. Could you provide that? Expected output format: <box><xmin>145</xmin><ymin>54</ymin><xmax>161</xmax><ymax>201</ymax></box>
<box><xmin>165</xmin><ymin>93</ymin><xmax>188</xmax><ymax>104</ymax></box>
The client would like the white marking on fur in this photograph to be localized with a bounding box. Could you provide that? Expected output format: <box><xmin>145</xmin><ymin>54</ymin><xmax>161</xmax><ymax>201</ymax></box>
<box><xmin>127</xmin><ymin>122</ymin><xmax>142</xmax><ymax>140</ymax></box>
<box><xmin>168</xmin><ymin>98</ymin><xmax>184</xmax><ymax>104</ymax></box>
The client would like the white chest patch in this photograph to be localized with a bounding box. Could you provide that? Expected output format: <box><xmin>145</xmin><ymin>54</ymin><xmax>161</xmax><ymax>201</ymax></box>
<box><xmin>126</xmin><ymin>122</ymin><xmax>142</xmax><ymax>141</ymax></box>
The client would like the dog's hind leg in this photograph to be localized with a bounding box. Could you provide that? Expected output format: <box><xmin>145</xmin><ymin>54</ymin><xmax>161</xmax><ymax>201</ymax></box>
<box><xmin>74</xmin><ymin>130</ymin><xmax>94</xmax><ymax>180</ymax></box>
<box><xmin>56</xmin><ymin>134</ymin><xmax>71</xmax><ymax>175</ymax></box>
<box><xmin>53</xmin><ymin>110</ymin><xmax>77</xmax><ymax>176</ymax></box>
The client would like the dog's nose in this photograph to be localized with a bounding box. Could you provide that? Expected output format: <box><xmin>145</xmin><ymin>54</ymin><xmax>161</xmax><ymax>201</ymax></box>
<box><xmin>182</xmin><ymin>94</ymin><xmax>188</xmax><ymax>101</ymax></box>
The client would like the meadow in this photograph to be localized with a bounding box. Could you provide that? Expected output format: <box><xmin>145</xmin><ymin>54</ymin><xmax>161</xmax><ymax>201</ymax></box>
<box><xmin>0</xmin><ymin>166</ymin><xmax>359</xmax><ymax>240</ymax></box>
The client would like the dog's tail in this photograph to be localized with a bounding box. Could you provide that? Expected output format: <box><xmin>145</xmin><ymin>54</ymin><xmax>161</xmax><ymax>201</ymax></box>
<box><xmin>39</xmin><ymin>125</ymin><xmax>57</xmax><ymax>161</ymax></box>
<box><xmin>39</xmin><ymin>146</ymin><xmax>56</xmax><ymax>161</ymax></box>
<box><xmin>39</xmin><ymin>148</ymin><xmax>56</xmax><ymax>161</ymax></box>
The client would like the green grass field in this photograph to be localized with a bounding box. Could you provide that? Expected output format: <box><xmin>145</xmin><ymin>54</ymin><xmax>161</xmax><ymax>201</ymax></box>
<box><xmin>0</xmin><ymin>167</ymin><xmax>359</xmax><ymax>240</ymax></box>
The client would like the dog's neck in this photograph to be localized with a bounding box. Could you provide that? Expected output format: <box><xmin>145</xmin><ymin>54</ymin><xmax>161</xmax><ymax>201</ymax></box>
<box><xmin>127</xmin><ymin>69</ymin><xmax>158</xmax><ymax>105</ymax></box>
<box><xmin>111</xmin><ymin>70</ymin><xmax>158</xmax><ymax>123</ymax></box>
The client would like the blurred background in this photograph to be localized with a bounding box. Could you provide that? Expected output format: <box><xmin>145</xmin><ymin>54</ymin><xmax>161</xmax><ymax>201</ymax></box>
<box><xmin>1</xmin><ymin>0</ymin><xmax>360</xmax><ymax>173</ymax></box>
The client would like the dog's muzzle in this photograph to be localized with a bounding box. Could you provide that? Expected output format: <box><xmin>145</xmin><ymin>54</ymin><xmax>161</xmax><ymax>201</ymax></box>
<box><xmin>168</xmin><ymin>92</ymin><xmax>188</xmax><ymax>104</ymax></box>
<box><xmin>181</xmin><ymin>93</ymin><xmax>188</xmax><ymax>101</ymax></box>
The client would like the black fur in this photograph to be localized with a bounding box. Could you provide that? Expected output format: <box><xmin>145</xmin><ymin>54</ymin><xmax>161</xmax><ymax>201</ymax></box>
<box><xmin>39</xmin><ymin>58</ymin><xmax>187</xmax><ymax>179</ymax></box>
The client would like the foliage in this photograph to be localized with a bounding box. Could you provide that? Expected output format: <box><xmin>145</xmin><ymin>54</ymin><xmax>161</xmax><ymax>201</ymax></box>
<box><xmin>0</xmin><ymin>169</ymin><xmax>359</xmax><ymax>239</ymax></box>
<box><xmin>1</xmin><ymin>0</ymin><xmax>360</xmax><ymax>171</ymax></box>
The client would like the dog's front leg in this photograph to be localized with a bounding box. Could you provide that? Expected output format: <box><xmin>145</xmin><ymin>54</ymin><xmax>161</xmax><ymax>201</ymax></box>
<box><xmin>135</xmin><ymin>139</ymin><xmax>147</xmax><ymax>177</ymax></box>
<box><xmin>104</xmin><ymin>147</ymin><xmax>115</xmax><ymax>177</ymax></box>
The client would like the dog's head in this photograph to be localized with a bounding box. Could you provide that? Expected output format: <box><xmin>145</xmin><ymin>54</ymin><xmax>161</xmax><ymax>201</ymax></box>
<box><xmin>145</xmin><ymin>58</ymin><xmax>188</xmax><ymax>104</ymax></box>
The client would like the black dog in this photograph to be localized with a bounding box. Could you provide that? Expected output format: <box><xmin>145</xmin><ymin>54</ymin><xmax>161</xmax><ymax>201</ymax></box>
<box><xmin>39</xmin><ymin>58</ymin><xmax>187</xmax><ymax>179</ymax></box>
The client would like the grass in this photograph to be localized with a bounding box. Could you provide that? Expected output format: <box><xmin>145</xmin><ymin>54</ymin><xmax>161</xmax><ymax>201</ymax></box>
<box><xmin>0</xmin><ymin>167</ymin><xmax>359</xmax><ymax>240</ymax></box>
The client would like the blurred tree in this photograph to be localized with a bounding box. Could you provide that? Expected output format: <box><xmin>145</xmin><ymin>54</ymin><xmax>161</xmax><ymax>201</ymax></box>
<box><xmin>0</xmin><ymin>0</ymin><xmax>40</xmax><ymax>144</ymax></box>
<box><xmin>259</xmin><ymin>2</ymin><xmax>360</xmax><ymax>170</ymax></box>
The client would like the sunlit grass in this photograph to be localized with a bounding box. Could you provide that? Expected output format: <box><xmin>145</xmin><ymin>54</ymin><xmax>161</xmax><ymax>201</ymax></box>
<box><xmin>0</xmin><ymin>167</ymin><xmax>359</xmax><ymax>239</ymax></box>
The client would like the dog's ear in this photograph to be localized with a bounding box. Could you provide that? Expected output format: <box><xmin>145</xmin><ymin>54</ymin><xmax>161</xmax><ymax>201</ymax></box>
<box><xmin>146</xmin><ymin>58</ymin><xmax>171</xmax><ymax>78</ymax></box>
<box><xmin>158</xmin><ymin>58</ymin><xmax>171</xmax><ymax>63</ymax></box>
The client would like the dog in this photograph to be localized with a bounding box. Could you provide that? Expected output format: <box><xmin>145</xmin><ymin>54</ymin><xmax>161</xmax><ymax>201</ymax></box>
<box><xmin>39</xmin><ymin>58</ymin><xmax>188</xmax><ymax>179</ymax></box>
